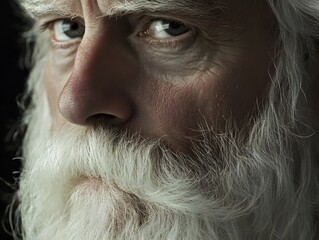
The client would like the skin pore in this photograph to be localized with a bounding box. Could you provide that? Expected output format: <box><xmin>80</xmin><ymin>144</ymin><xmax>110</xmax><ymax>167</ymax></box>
<box><xmin>24</xmin><ymin>0</ymin><xmax>276</xmax><ymax>152</ymax></box>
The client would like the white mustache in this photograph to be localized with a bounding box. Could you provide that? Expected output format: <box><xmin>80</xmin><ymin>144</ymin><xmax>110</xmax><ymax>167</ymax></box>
<box><xmin>25</xmin><ymin>124</ymin><xmax>220</xmax><ymax>213</ymax></box>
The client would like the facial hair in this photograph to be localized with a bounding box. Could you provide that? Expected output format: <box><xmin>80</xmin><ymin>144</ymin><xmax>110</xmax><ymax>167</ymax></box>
<box><xmin>16</xmin><ymin>98</ymin><xmax>318</xmax><ymax>240</ymax></box>
<box><xmin>15</xmin><ymin>27</ymin><xmax>319</xmax><ymax>240</ymax></box>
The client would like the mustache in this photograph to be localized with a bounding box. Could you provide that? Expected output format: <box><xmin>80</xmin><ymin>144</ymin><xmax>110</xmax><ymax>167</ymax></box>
<box><xmin>22</xmin><ymin>123</ymin><xmax>235</xmax><ymax>217</ymax></box>
<box><xmin>33</xmin><ymin>124</ymin><xmax>160</xmax><ymax>182</ymax></box>
<box><xmin>27</xmin><ymin>124</ymin><xmax>210</xmax><ymax>194</ymax></box>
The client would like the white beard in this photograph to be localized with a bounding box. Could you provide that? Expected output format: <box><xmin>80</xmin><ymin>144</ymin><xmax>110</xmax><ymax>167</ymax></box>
<box><xmin>17</xmin><ymin>112</ymin><xmax>319</xmax><ymax>240</ymax></box>
<box><xmin>16</xmin><ymin>35</ymin><xmax>319</xmax><ymax>239</ymax></box>
<box><xmin>18</xmin><ymin>124</ymin><xmax>235</xmax><ymax>240</ymax></box>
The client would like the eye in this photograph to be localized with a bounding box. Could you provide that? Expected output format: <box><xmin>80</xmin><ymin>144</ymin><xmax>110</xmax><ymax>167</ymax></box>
<box><xmin>147</xmin><ymin>20</ymin><xmax>191</xmax><ymax>39</ymax></box>
<box><xmin>52</xmin><ymin>19</ymin><xmax>85</xmax><ymax>41</ymax></box>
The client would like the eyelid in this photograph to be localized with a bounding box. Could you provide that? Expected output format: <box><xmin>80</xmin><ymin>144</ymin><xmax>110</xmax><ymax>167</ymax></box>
<box><xmin>142</xmin><ymin>30</ymin><xmax>196</xmax><ymax>51</ymax></box>
<box><xmin>39</xmin><ymin>18</ymin><xmax>84</xmax><ymax>49</ymax></box>
<box><xmin>129</xmin><ymin>15</ymin><xmax>193</xmax><ymax>34</ymax></box>
<box><xmin>38</xmin><ymin>16</ymin><xmax>84</xmax><ymax>33</ymax></box>
<box><xmin>132</xmin><ymin>16</ymin><xmax>196</xmax><ymax>49</ymax></box>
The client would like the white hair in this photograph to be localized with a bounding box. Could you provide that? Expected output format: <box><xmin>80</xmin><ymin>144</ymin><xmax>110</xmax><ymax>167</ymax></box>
<box><xmin>10</xmin><ymin>0</ymin><xmax>319</xmax><ymax>239</ymax></box>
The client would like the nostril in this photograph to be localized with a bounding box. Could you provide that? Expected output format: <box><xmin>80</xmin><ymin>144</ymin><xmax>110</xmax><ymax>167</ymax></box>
<box><xmin>86</xmin><ymin>113</ymin><xmax>119</xmax><ymax>125</ymax></box>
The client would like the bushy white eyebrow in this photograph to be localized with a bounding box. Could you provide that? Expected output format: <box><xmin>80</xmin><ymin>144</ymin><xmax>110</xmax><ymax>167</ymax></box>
<box><xmin>20</xmin><ymin>0</ymin><xmax>74</xmax><ymax>18</ymax></box>
<box><xmin>106</xmin><ymin>0</ymin><xmax>222</xmax><ymax>17</ymax></box>
<box><xmin>20</xmin><ymin>0</ymin><xmax>226</xmax><ymax>22</ymax></box>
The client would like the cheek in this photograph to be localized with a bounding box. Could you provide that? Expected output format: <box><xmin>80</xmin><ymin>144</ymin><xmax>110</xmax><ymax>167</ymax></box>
<box><xmin>137</xmin><ymin>75</ymin><xmax>228</xmax><ymax>150</ymax></box>
<box><xmin>147</xmin><ymin>87</ymin><xmax>205</xmax><ymax>152</ymax></box>
<box><xmin>223</xmin><ymin>68</ymin><xmax>270</xmax><ymax>124</ymax></box>
<box><xmin>143</xmin><ymin>61</ymin><xmax>271</xmax><ymax>147</ymax></box>
<box><xmin>44</xmin><ymin>50</ymin><xmax>75</xmax><ymax>129</ymax></box>
<box><xmin>197</xmin><ymin>66</ymin><xmax>271</xmax><ymax>130</ymax></box>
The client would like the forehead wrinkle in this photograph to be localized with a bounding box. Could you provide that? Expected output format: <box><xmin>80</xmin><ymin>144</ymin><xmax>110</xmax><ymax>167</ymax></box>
<box><xmin>21</xmin><ymin>0</ymin><xmax>226</xmax><ymax>22</ymax></box>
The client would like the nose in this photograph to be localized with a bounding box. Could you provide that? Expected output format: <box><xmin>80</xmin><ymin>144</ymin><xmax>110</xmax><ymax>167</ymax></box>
<box><xmin>58</xmin><ymin>29</ymin><xmax>135</xmax><ymax>126</ymax></box>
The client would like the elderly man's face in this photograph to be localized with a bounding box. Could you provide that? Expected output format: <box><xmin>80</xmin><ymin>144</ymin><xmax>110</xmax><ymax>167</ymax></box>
<box><xmin>43</xmin><ymin>0</ymin><xmax>274</xmax><ymax>151</ymax></box>
<box><xmin>19</xmin><ymin>0</ymin><xmax>288</xmax><ymax>239</ymax></box>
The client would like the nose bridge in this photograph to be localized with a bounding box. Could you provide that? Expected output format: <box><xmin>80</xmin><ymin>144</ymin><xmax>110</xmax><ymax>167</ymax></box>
<box><xmin>58</xmin><ymin>26</ymin><xmax>134</xmax><ymax>126</ymax></box>
<box><xmin>74</xmin><ymin>25</ymin><xmax>119</xmax><ymax>86</ymax></box>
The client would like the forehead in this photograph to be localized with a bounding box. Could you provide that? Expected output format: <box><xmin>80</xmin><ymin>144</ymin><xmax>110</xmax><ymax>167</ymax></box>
<box><xmin>20</xmin><ymin>0</ymin><xmax>235</xmax><ymax>24</ymax></box>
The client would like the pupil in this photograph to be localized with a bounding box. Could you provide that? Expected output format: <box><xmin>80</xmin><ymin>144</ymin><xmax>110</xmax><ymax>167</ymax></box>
<box><xmin>61</xmin><ymin>20</ymin><xmax>85</xmax><ymax>38</ymax></box>
<box><xmin>170</xmin><ymin>22</ymin><xmax>181</xmax><ymax>29</ymax></box>
<box><xmin>162</xmin><ymin>20</ymin><xmax>189</xmax><ymax>36</ymax></box>
<box><xmin>70</xmin><ymin>22</ymin><xmax>79</xmax><ymax>31</ymax></box>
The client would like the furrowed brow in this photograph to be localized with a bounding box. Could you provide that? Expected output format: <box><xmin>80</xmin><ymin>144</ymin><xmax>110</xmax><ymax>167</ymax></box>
<box><xmin>108</xmin><ymin>0</ymin><xmax>221</xmax><ymax>14</ymax></box>
<box><xmin>20</xmin><ymin>0</ymin><xmax>226</xmax><ymax>23</ymax></box>
<box><xmin>106</xmin><ymin>0</ymin><xmax>226</xmax><ymax>22</ymax></box>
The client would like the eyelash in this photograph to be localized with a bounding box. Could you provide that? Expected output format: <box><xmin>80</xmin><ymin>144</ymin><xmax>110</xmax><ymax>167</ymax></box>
<box><xmin>140</xmin><ymin>31</ymin><xmax>195</xmax><ymax>50</ymax></box>
<box><xmin>38</xmin><ymin>20</ymin><xmax>80</xmax><ymax>49</ymax></box>
<box><xmin>137</xmin><ymin>19</ymin><xmax>196</xmax><ymax>49</ymax></box>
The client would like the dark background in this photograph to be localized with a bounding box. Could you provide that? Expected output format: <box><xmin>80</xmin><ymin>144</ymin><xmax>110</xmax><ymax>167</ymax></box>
<box><xmin>0</xmin><ymin>0</ymin><xmax>29</xmax><ymax>239</ymax></box>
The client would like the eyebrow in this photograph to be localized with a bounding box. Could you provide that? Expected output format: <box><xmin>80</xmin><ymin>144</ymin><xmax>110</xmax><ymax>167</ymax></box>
<box><xmin>20</xmin><ymin>0</ymin><xmax>226</xmax><ymax>22</ymax></box>
<box><xmin>20</xmin><ymin>0</ymin><xmax>77</xmax><ymax>18</ymax></box>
